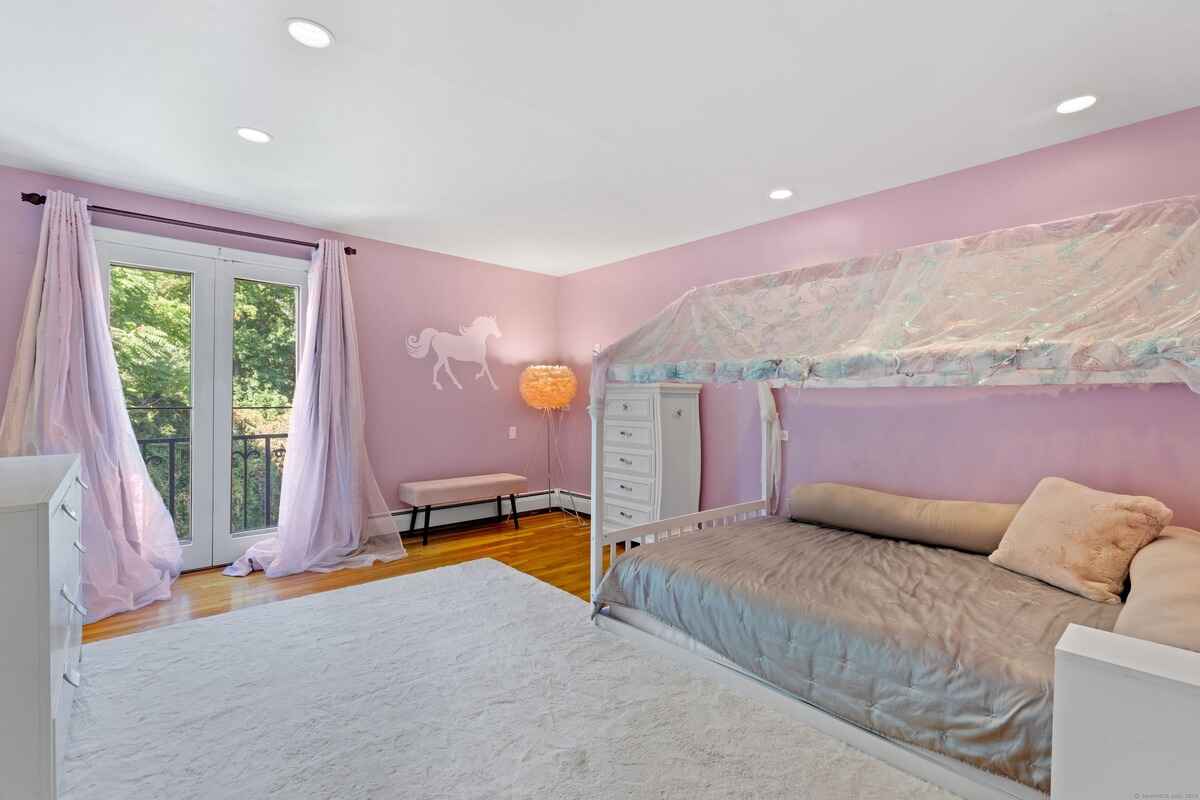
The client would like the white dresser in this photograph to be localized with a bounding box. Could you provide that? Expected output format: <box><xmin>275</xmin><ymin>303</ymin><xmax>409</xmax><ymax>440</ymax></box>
<box><xmin>0</xmin><ymin>454</ymin><xmax>85</xmax><ymax>800</ymax></box>
<box><xmin>601</xmin><ymin>383</ymin><xmax>701</xmax><ymax>533</ymax></box>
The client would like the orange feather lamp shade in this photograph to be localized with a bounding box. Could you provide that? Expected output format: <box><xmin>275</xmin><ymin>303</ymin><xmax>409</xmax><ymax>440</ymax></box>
<box><xmin>519</xmin><ymin>365</ymin><xmax>578</xmax><ymax>410</ymax></box>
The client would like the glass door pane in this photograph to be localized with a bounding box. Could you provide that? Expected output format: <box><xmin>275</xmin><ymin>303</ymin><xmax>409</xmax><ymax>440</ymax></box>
<box><xmin>229</xmin><ymin>278</ymin><xmax>298</xmax><ymax>535</ymax></box>
<box><xmin>109</xmin><ymin>265</ymin><xmax>194</xmax><ymax>540</ymax></box>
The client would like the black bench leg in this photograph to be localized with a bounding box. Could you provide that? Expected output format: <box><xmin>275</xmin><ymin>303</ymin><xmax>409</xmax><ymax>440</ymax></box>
<box><xmin>497</xmin><ymin>496</ymin><xmax>503</xmax><ymax>521</ymax></box>
<box><xmin>510</xmin><ymin>494</ymin><xmax>519</xmax><ymax>529</ymax></box>
<box><xmin>422</xmin><ymin>505</ymin><xmax>431</xmax><ymax>545</ymax></box>
<box><xmin>408</xmin><ymin>505</ymin><xmax>418</xmax><ymax>536</ymax></box>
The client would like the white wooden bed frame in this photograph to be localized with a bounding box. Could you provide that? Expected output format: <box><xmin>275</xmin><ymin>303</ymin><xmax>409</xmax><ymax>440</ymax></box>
<box><xmin>588</xmin><ymin>409</ymin><xmax>1200</xmax><ymax>800</ymax></box>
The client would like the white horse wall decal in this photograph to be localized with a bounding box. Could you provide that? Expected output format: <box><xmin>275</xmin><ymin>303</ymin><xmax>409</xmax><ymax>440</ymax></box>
<box><xmin>406</xmin><ymin>315</ymin><xmax>503</xmax><ymax>391</ymax></box>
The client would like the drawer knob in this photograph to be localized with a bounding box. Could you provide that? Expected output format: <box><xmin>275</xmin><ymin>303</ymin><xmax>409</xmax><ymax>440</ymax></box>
<box><xmin>60</xmin><ymin>502</ymin><xmax>79</xmax><ymax>522</ymax></box>
<box><xmin>619</xmin><ymin>430</ymin><xmax>632</xmax><ymax>437</ymax></box>
<box><xmin>60</xmin><ymin>585</ymin><xmax>88</xmax><ymax>618</ymax></box>
<box><xmin>619</xmin><ymin>511</ymin><xmax>632</xmax><ymax>519</ymax></box>
<box><xmin>74</xmin><ymin>540</ymin><xmax>88</xmax><ymax>555</ymax></box>
<box><xmin>63</xmin><ymin>668</ymin><xmax>81</xmax><ymax>688</ymax></box>
<box><xmin>673</xmin><ymin>408</ymin><xmax>684</xmax><ymax>418</ymax></box>
<box><xmin>621</xmin><ymin>403</ymin><xmax>630</xmax><ymax>412</ymax></box>
<box><xmin>619</xmin><ymin>457</ymin><xmax>632</xmax><ymax>465</ymax></box>
<box><xmin>76</xmin><ymin>476</ymin><xmax>90</xmax><ymax>491</ymax></box>
<box><xmin>619</xmin><ymin>484</ymin><xmax>631</xmax><ymax>491</ymax></box>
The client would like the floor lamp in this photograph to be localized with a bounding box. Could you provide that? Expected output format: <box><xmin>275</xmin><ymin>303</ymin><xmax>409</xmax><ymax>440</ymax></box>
<box><xmin>519</xmin><ymin>364</ymin><xmax>578</xmax><ymax>518</ymax></box>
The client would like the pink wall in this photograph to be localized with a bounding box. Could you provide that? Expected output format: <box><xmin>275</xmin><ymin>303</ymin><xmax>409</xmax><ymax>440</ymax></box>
<box><xmin>0</xmin><ymin>164</ymin><xmax>561</xmax><ymax>506</ymax></box>
<box><xmin>5</xmin><ymin>106</ymin><xmax>1200</xmax><ymax>530</ymax></box>
<box><xmin>556</xmin><ymin>107</ymin><xmax>1200</xmax><ymax>528</ymax></box>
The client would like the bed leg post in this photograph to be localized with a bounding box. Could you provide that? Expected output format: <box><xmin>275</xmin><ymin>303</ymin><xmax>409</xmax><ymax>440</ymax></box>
<box><xmin>589</xmin><ymin>399</ymin><xmax>605</xmax><ymax>600</ymax></box>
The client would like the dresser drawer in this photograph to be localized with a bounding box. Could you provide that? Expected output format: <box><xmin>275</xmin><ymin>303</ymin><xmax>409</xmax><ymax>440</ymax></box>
<box><xmin>53</xmin><ymin>655</ymin><xmax>79</xmax><ymax>799</ymax></box>
<box><xmin>604</xmin><ymin>501</ymin><xmax>651</xmax><ymax>530</ymax></box>
<box><xmin>49</xmin><ymin>482</ymin><xmax>84</xmax><ymax>712</ymax></box>
<box><xmin>605</xmin><ymin>396</ymin><xmax>651</xmax><ymax>420</ymax></box>
<box><xmin>603</xmin><ymin>449</ymin><xmax>653</xmax><ymax>476</ymax></box>
<box><xmin>50</xmin><ymin>585</ymin><xmax>85</xmax><ymax>713</ymax></box>
<box><xmin>604</xmin><ymin>421</ymin><xmax>653</xmax><ymax>449</ymax></box>
<box><xmin>49</xmin><ymin>486</ymin><xmax>83</xmax><ymax>620</ymax></box>
<box><xmin>604</xmin><ymin>473</ymin><xmax>653</xmax><ymax>506</ymax></box>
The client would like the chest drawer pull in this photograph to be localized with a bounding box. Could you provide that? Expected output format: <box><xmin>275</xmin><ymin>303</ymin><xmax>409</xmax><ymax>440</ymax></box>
<box><xmin>618</xmin><ymin>430</ymin><xmax>633</xmax><ymax>438</ymax></box>
<box><xmin>618</xmin><ymin>483</ymin><xmax>632</xmax><ymax>491</ymax></box>
<box><xmin>60</xmin><ymin>585</ymin><xmax>88</xmax><ymax>618</ymax></box>
<box><xmin>621</xmin><ymin>402</ymin><xmax>631</xmax><ymax>412</ymax></box>
<box><xmin>76</xmin><ymin>476</ymin><xmax>90</xmax><ymax>491</ymax></box>
<box><xmin>618</xmin><ymin>457</ymin><xmax>633</xmax><ymax>465</ymax></box>
<box><xmin>63</xmin><ymin>668</ymin><xmax>81</xmax><ymax>688</ymax></box>
<box><xmin>60</xmin><ymin>502</ymin><xmax>79</xmax><ymax>521</ymax></box>
<box><xmin>74</xmin><ymin>540</ymin><xmax>88</xmax><ymax>555</ymax></box>
<box><xmin>618</xmin><ymin>510</ymin><xmax>632</xmax><ymax>519</ymax></box>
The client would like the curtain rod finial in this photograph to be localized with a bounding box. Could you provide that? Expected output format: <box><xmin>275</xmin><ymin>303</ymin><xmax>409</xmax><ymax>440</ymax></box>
<box><xmin>344</xmin><ymin>246</ymin><xmax>357</xmax><ymax>256</ymax></box>
<box><xmin>20</xmin><ymin>192</ymin><xmax>47</xmax><ymax>206</ymax></box>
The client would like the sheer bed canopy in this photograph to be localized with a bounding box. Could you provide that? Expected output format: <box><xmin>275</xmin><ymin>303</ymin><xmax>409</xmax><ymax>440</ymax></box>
<box><xmin>592</xmin><ymin>194</ymin><xmax>1200</xmax><ymax>402</ymax></box>
<box><xmin>587</xmin><ymin>194</ymin><xmax>1200</xmax><ymax>578</ymax></box>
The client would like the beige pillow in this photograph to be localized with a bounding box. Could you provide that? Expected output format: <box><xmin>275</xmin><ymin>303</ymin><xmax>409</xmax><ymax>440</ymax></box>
<box><xmin>787</xmin><ymin>482</ymin><xmax>1020</xmax><ymax>555</ymax></box>
<box><xmin>1114</xmin><ymin>526</ymin><xmax>1200</xmax><ymax>652</ymax></box>
<box><xmin>989</xmin><ymin>477</ymin><xmax>1172</xmax><ymax>603</ymax></box>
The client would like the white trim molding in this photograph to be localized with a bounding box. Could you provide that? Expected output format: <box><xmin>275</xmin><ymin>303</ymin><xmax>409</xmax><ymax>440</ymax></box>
<box><xmin>93</xmin><ymin>226</ymin><xmax>312</xmax><ymax>271</ymax></box>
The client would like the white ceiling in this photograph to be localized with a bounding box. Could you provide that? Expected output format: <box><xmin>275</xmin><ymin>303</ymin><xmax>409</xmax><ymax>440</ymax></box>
<box><xmin>2</xmin><ymin>2</ymin><xmax>1198</xmax><ymax>275</ymax></box>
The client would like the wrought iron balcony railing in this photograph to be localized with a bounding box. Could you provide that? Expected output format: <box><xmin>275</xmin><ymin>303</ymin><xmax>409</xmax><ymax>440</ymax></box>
<box><xmin>138</xmin><ymin>432</ymin><xmax>289</xmax><ymax>535</ymax></box>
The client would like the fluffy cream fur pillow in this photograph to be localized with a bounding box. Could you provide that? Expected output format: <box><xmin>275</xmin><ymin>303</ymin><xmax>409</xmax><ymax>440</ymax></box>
<box><xmin>989</xmin><ymin>477</ymin><xmax>1172</xmax><ymax>603</ymax></box>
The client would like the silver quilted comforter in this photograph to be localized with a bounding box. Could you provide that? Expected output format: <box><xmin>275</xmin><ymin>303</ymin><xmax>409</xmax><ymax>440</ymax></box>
<box><xmin>594</xmin><ymin>516</ymin><xmax>1121</xmax><ymax>791</ymax></box>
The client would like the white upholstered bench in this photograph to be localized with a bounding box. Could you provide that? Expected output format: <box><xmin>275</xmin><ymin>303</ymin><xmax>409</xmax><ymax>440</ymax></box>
<box><xmin>398</xmin><ymin>473</ymin><xmax>528</xmax><ymax>545</ymax></box>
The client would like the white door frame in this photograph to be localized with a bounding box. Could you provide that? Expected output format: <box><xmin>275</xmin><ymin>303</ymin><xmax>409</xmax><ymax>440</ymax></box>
<box><xmin>94</xmin><ymin>227</ymin><xmax>309</xmax><ymax>570</ymax></box>
<box><xmin>211</xmin><ymin>258</ymin><xmax>309</xmax><ymax>566</ymax></box>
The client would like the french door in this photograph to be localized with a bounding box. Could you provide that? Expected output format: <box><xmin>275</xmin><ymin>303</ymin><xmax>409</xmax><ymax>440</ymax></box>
<box><xmin>95</xmin><ymin>228</ymin><xmax>308</xmax><ymax>570</ymax></box>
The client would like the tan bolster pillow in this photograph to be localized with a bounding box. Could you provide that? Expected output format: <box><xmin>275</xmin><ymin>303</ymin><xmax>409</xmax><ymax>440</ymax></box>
<box><xmin>787</xmin><ymin>482</ymin><xmax>1020</xmax><ymax>555</ymax></box>
<box><xmin>1114</xmin><ymin>526</ymin><xmax>1200</xmax><ymax>652</ymax></box>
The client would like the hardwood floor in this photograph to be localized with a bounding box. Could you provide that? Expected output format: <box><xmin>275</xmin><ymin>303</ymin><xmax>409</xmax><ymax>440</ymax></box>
<box><xmin>84</xmin><ymin>510</ymin><xmax>600</xmax><ymax>643</ymax></box>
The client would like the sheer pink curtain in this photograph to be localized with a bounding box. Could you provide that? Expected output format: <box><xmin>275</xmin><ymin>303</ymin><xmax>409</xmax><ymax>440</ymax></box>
<box><xmin>227</xmin><ymin>240</ymin><xmax>405</xmax><ymax>577</ymax></box>
<box><xmin>0</xmin><ymin>190</ymin><xmax>182</xmax><ymax>621</ymax></box>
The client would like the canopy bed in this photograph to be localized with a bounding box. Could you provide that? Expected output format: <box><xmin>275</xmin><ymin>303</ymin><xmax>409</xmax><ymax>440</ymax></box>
<box><xmin>586</xmin><ymin>195</ymin><xmax>1200</xmax><ymax>800</ymax></box>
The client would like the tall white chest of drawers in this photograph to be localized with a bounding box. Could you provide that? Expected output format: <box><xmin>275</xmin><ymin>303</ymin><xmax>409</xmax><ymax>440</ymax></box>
<box><xmin>601</xmin><ymin>383</ymin><xmax>701</xmax><ymax>533</ymax></box>
<box><xmin>0</xmin><ymin>454</ymin><xmax>85</xmax><ymax>800</ymax></box>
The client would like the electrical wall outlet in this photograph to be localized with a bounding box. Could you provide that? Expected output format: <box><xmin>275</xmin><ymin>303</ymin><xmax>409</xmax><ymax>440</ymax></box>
<box><xmin>508</xmin><ymin>426</ymin><xmax>518</xmax><ymax>439</ymax></box>
<box><xmin>780</xmin><ymin>430</ymin><xmax>790</xmax><ymax>442</ymax></box>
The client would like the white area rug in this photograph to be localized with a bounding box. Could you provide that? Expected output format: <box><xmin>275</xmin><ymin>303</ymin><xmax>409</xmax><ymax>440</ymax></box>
<box><xmin>66</xmin><ymin>559</ymin><xmax>954</xmax><ymax>799</ymax></box>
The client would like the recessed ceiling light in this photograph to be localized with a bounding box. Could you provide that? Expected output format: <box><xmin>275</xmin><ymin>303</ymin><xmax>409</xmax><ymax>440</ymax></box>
<box><xmin>769</xmin><ymin>188</ymin><xmax>793</xmax><ymax>200</ymax></box>
<box><xmin>287</xmin><ymin>18</ymin><xmax>335</xmax><ymax>48</ymax></box>
<box><xmin>236</xmin><ymin>127</ymin><xmax>272</xmax><ymax>144</ymax></box>
<box><xmin>1056</xmin><ymin>95</ymin><xmax>1097</xmax><ymax>114</ymax></box>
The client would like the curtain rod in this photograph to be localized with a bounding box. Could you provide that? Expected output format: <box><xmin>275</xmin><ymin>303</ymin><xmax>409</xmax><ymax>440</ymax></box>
<box><xmin>19</xmin><ymin>192</ymin><xmax>356</xmax><ymax>256</ymax></box>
